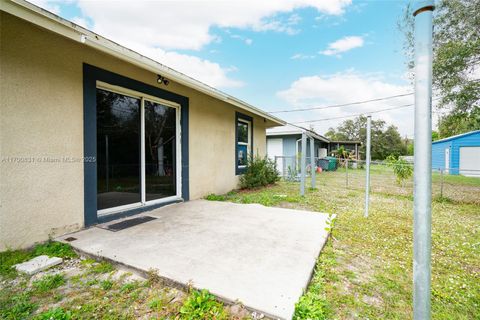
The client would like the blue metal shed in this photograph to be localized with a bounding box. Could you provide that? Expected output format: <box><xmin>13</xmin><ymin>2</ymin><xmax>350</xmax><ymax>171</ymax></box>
<box><xmin>431</xmin><ymin>130</ymin><xmax>480</xmax><ymax>176</ymax></box>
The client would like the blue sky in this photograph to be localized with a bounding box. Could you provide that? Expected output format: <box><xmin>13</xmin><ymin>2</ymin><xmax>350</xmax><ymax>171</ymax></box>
<box><xmin>32</xmin><ymin>0</ymin><xmax>428</xmax><ymax>137</ymax></box>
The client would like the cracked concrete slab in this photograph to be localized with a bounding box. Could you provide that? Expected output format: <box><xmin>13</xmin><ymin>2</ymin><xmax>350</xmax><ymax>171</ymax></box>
<box><xmin>58</xmin><ymin>200</ymin><xmax>331</xmax><ymax>319</ymax></box>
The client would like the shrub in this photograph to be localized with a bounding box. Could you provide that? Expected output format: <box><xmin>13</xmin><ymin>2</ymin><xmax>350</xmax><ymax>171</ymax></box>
<box><xmin>386</xmin><ymin>154</ymin><xmax>413</xmax><ymax>186</ymax></box>
<box><xmin>239</xmin><ymin>154</ymin><xmax>280</xmax><ymax>189</ymax></box>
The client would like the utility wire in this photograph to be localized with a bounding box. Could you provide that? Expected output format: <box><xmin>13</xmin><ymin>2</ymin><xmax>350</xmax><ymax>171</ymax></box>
<box><xmin>268</xmin><ymin>92</ymin><xmax>413</xmax><ymax>114</ymax></box>
<box><xmin>271</xmin><ymin>77</ymin><xmax>479</xmax><ymax>115</ymax></box>
<box><xmin>291</xmin><ymin>97</ymin><xmax>441</xmax><ymax>124</ymax></box>
<box><xmin>292</xmin><ymin>103</ymin><xmax>414</xmax><ymax>124</ymax></box>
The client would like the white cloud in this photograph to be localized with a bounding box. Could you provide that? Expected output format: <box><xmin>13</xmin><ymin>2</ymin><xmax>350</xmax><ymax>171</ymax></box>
<box><xmin>32</xmin><ymin>0</ymin><xmax>352</xmax><ymax>88</ymax></box>
<box><xmin>253</xmin><ymin>13</ymin><xmax>303</xmax><ymax>35</ymax></box>
<box><xmin>320</xmin><ymin>35</ymin><xmax>364</xmax><ymax>56</ymax></box>
<box><xmin>276</xmin><ymin>71</ymin><xmax>415</xmax><ymax>136</ymax></box>
<box><xmin>123</xmin><ymin>43</ymin><xmax>244</xmax><ymax>88</ymax></box>
<box><xmin>231</xmin><ymin>34</ymin><xmax>253</xmax><ymax>45</ymax></box>
<box><xmin>76</xmin><ymin>0</ymin><xmax>352</xmax><ymax>51</ymax></box>
<box><xmin>291</xmin><ymin>53</ymin><xmax>316</xmax><ymax>60</ymax></box>
<box><xmin>70</xmin><ymin>16</ymin><xmax>88</xmax><ymax>28</ymax></box>
<box><xmin>29</xmin><ymin>0</ymin><xmax>61</xmax><ymax>14</ymax></box>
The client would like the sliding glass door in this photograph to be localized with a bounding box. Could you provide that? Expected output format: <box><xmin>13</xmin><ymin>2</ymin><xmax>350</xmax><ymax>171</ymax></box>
<box><xmin>96</xmin><ymin>84</ymin><xmax>180</xmax><ymax>215</ymax></box>
<box><xmin>144</xmin><ymin>100</ymin><xmax>177</xmax><ymax>201</ymax></box>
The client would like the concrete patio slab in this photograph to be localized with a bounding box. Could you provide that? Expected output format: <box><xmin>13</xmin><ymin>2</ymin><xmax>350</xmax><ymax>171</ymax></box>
<box><xmin>58</xmin><ymin>200</ymin><xmax>331</xmax><ymax>319</ymax></box>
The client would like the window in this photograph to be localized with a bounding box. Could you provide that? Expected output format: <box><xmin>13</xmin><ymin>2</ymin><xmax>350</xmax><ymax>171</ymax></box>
<box><xmin>96</xmin><ymin>82</ymin><xmax>180</xmax><ymax>215</ymax></box>
<box><xmin>236</xmin><ymin>113</ymin><xmax>253</xmax><ymax>174</ymax></box>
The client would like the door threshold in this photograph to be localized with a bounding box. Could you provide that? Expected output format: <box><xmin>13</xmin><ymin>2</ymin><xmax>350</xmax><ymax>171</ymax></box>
<box><xmin>96</xmin><ymin>198</ymin><xmax>183</xmax><ymax>225</ymax></box>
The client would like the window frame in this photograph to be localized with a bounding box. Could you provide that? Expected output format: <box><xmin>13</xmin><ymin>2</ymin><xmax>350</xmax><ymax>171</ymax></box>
<box><xmin>235</xmin><ymin>112</ymin><xmax>253</xmax><ymax>175</ymax></box>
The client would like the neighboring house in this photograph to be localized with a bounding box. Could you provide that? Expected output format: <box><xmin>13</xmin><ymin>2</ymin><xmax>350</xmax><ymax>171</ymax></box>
<box><xmin>328</xmin><ymin>140</ymin><xmax>362</xmax><ymax>158</ymax></box>
<box><xmin>266</xmin><ymin>125</ymin><xmax>329</xmax><ymax>173</ymax></box>
<box><xmin>0</xmin><ymin>0</ymin><xmax>285</xmax><ymax>249</ymax></box>
<box><xmin>266</xmin><ymin>125</ymin><xmax>361</xmax><ymax>173</ymax></box>
<box><xmin>431</xmin><ymin>130</ymin><xmax>480</xmax><ymax>176</ymax></box>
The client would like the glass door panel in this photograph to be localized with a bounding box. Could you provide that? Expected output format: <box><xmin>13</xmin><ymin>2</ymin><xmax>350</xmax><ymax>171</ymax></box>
<box><xmin>144</xmin><ymin>100</ymin><xmax>177</xmax><ymax>201</ymax></box>
<box><xmin>96</xmin><ymin>89</ymin><xmax>141</xmax><ymax>210</ymax></box>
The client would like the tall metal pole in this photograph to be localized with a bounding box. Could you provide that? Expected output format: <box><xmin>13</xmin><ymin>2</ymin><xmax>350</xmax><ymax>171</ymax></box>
<box><xmin>300</xmin><ymin>132</ymin><xmax>307</xmax><ymax>196</ymax></box>
<box><xmin>310</xmin><ymin>137</ymin><xmax>316</xmax><ymax>189</ymax></box>
<box><xmin>364</xmin><ymin>115</ymin><xmax>371</xmax><ymax>217</ymax></box>
<box><xmin>413</xmin><ymin>2</ymin><xmax>434</xmax><ymax>319</ymax></box>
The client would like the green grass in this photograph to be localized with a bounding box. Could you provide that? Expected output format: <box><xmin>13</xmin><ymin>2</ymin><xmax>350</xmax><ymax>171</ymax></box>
<box><xmin>33</xmin><ymin>308</ymin><xmax>72</xmax><ymax>320</ymax></box>
<box><xmin>0</xmin><ymin>291</ymin><xmax>37</xmax><ymax>320</ymax></box>
<box><xmin>0</xmin><ymin>253</ymin><xmax>234</xmax><ymax>319</ymax></box>
<box><xmin>88</xmin><ymin>261</ymin><xmax>115</xmax><ymax>274</ymax></box>
<box><xmin>180</xmin><ymin>289</ymin><xmax>229</xmax><ymax>320</ymax></box>
<box><xmin>100</xmin><ymin>280</ymin><xmax>114</xmax><ymax>290</ymax></box>
<box><xmin>31</xmin><ymin>242</ymin><xmax>78</xmax><ymax>259</ymax></box>
<box><xmin>32</xmin><ymin>274</ymin><xmax>66</xmax><ymax>293</ymax></box>
<box><xmin>0</xmin><ymin>249</ymin><xmax>35</xmax><ymax>279</ymax></box>
<box><xmin>205</xmin><ymin>193</ymin><xmax>227</xmax><ymax>201</ymax></box>
<box><xmin>209</xmin><ymin>169</ymin><xmax>480</xmax><ymax>319</ymax></box>
<box><xmin>1</xmin><ymin>241</ymin><xmax>234</xmax><ymax>319</ymax></box>
<box><xmin>0</xmin><ymin>242</ymin><xmax>77</xmax><ymax>279</ymax></box>
<box><xmin>2</xmin><ymin>169</ymin><xmax>477</xmax><ymax>319</ymax></box>
<box><xmin>432</xmin><ymin>170</ymin><xmax>480</xmax><ymax>186</ymax></box>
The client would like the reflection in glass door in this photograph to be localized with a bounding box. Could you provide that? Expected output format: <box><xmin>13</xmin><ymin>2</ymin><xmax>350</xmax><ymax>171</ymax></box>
<box><xmin>96</xmin><ymin>85</ymin><xmax>179</xmax><ymax>215</ymax></box>
<box><xmin>144</xmin><ymin>100</ymin><xmax>177</xmax><ymax>201</ymax></box>
<box><xmin>96</xmin><ymin>89</ymin><xmax>141</xmax><ymax>211</ymax></box>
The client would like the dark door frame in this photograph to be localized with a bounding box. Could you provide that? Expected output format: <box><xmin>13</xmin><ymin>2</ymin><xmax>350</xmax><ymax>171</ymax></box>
<box><xmin>83</xmin><ymin>63</ymin><xmax>189</xmax><ymax>226</ymax></box>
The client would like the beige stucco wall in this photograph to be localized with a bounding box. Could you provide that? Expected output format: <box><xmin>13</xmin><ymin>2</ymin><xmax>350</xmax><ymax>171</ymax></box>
<box><xmin>0</xmin><ymin>12</ymin><xmax>272</xmax><ymax>250</ymax></box>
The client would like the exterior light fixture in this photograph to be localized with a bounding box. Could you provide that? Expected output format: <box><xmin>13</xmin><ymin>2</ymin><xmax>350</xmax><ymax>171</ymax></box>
<box><xmin>157</xmin><ymin>75</ymin><xmax>170</xmax><ymax>86</ymax></box>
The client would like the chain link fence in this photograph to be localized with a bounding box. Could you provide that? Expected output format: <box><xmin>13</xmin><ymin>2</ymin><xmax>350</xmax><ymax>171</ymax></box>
<box><xmin>273</xmin><ymin>156</ymin><xmax>480</xmax><ymax>205</ymax></box>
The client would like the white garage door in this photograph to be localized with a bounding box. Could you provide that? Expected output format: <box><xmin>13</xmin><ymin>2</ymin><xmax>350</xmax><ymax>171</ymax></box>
<box><xmin>267</xmin><ymin>138</ymin><xmax>283</xmax><ymax>174</ymax></box>
<box><xmin>459</xmin><ymin>146</ymin><xmax>480</xmax><ymax>177</ymax></box>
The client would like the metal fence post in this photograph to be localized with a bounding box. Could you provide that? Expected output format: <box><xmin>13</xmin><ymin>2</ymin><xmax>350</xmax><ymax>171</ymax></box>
<box><xmin>346</xmin><ymin>159</ymin><xmax>349</xmax><ymax>189</ymax></box>
<box><xmin>310</xmin><ymin>137</ymin><xmax>316</xmax><ymax>189</ymax></box>
<box><xmin>413</xmin><ymin>2</ymin><xmax>434</xmax><ymax>319</ymax></box>
<box><xmin>364</xmin><ymin>116</ymin><xmax>372</xmax><ymax>217</ymax></box>
<box><xmin>274</xmin><ymin>156</ymin><xmax>279</xmax><ymax>177</ymax></box>
<box><xmin>440</xmin><ymin>168</ymin><xmax>444</xmax><ymax>198</ymax></box>
<box><xmin>300</xmin><ymin>132</ymin><xmax>307</xmax><ymax>196</ymax></box>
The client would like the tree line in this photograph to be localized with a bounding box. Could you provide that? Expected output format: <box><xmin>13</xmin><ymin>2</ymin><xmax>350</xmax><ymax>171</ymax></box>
<box><xmin>399</xmin><ymin>0</ymin><xmax>479</xmax><ymax>138</ymax></box>
<box><xmin>325</xmin><ymin>115</ymin><xmax>410</xmax><ymax>160</ymax></box>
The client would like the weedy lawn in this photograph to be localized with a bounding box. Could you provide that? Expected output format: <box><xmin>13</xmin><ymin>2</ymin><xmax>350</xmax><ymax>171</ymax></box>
<box><xmin>2</xmin><ymin>167</ymin><xmax>478</xmax><ymax>319</ymax></box>
<box><xmin>0</xmin><ymin>242</ymin><xmax>250</xmax><ymax>320</ymax></box>
<box><xmin>207</xmin><ymin>167</ymin><xmax>480</xmax><ymax>319</ymax></box>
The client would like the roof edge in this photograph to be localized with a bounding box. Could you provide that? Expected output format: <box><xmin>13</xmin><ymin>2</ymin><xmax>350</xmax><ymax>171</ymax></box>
<box><xmin>267</xmin><ymin>129</ymin><xmax>330</xmax><ymax>143</ymax></box>
<box><xmin>432</xmin><ymin>130</ymin><xmax>480</xmax><ymax>144</ymax></box>
<box><xmin>1</xmin><ymin>0</ymin><xmax>286</xmax><ymax>126</ymax></box>
<box><xmin>331</xmin><ymin>140</ymin><xmax>362</xmax><ymax>144</ymax></box>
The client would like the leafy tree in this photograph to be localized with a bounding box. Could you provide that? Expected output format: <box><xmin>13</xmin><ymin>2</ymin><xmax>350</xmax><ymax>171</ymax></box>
<box><xmin>399</xmin><ymin>0</ymin><xmax>480</xmax><ymax>137</ymax></box>
<box><xmin>325</xmin><ymin>116</ymin><xmax>407</xmax><ymax>160</ymax></box>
